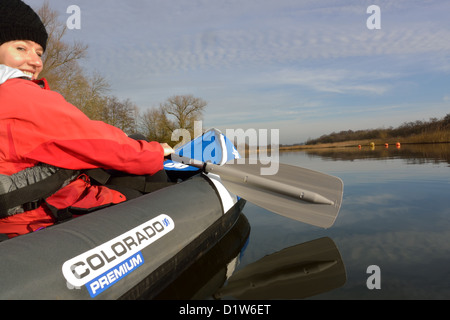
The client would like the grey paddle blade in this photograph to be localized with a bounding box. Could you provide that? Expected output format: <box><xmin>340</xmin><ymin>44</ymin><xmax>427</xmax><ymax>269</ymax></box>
<box><xmin>205</xmin><ymin>162</ymin><xmax>343</xmax><ymax>228</ymax></box>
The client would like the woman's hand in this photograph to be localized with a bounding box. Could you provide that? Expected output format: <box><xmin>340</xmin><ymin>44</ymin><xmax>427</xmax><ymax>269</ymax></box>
<box><xmin>160</xmin><ymin>143</ymin><xmax>174</xmax><ymax>157</ymax></box>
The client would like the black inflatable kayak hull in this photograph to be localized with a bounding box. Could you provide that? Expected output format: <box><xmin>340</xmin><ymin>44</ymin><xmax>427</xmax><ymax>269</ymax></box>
<box><xmin>0</xmin><ymin>173</ymin><xmax>245</xmax><ymax>299</ymax></box>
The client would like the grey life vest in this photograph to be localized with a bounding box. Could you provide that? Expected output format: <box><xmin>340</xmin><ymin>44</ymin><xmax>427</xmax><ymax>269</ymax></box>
<box><xmin>0</xmin><ymin>164</ymin><xmax>78</xmax><ymax>217</ymax></box>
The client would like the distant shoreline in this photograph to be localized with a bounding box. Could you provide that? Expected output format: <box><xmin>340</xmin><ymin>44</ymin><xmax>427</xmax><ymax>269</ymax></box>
<box><xmin>279</xmin><ymin>139</ymin><xmax>450</xmax><ymax>151</ymax></box>
<box><xmin>291</xmin><ymin>115</ymin><xmax>450</xmax><ymax>150</ymax></box>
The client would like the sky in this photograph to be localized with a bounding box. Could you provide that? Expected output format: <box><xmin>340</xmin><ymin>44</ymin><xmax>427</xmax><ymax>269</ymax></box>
<box><xmin>28</xmin><ymin>0</ymin><xmax>450</xmax><ymax>145</ymax></box>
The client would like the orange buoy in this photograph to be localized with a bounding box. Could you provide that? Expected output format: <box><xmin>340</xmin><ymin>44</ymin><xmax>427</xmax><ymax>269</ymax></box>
<box><xmin>396</xmin><ymin>142</ymin><xmax>401</xmax><ymax>148</ymax></box>
<box><xmin>385</xmin><ymin>143</ymin><xmax>389</xmax><ymax>148</ymax></box>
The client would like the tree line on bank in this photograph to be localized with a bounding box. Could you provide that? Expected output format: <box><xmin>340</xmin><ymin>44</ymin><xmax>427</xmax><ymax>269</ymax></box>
<box><xmin>37</xmin><ymin>3</ymin><xmax>205</xmax><ymax>146</ymax></box>
<box><xmin>305</xmin><ymin>113</ymin><xmax>450</xmax><ymax>145</ymax></box>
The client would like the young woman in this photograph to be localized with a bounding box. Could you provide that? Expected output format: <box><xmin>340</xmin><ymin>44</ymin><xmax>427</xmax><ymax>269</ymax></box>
<box><xmin>0</xmin><ymin>0</ymin><xmax>173</xmax><ymax>238</ymax></box>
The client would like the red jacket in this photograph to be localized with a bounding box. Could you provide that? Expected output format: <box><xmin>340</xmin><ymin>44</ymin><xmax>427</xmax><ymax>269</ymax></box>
<box><xmin>0</xmin><ymin>78</ymin><xmax>164</xmax><ymax>238</ymax></box>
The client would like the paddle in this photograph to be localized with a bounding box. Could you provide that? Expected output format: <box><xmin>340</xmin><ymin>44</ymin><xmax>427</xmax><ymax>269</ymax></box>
<box><xmin>171</xmin><ymin>154</ymin><xmax>343</xmax><ymax>228</ymax></box>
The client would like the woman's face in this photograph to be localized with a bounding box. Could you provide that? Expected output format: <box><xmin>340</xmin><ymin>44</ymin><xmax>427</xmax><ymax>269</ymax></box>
<box><xmin>0</xmin><ymin>40</ymin><xmax>44</xmax><ymax>80</ymax></box>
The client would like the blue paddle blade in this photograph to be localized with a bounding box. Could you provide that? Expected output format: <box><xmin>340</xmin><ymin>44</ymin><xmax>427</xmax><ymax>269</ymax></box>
<box><xmin>175</xmin><ymin>128</ymin><xmax>240</xmax><ymax>164</ymax></box>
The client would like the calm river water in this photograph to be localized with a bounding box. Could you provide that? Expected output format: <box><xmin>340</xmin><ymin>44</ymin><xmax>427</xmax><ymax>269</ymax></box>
<box><xmin>235</xmin><ymin>143</ymin><xmax>450</xmax><ymax>299</ymax></box>
<box><xmin>159</xmin><ymin>143</ymin><xmax>449</xmax><ymax>300</ymax></box>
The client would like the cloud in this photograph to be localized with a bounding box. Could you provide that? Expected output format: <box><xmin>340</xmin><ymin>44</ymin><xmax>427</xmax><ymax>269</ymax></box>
<box><xmin>82</xmin><ymin>0</ymin><xmax>450</xmax><ymax>111</ymax></box>
<box><xmin>44</xmin><ymin>0</ymin><xmax>449</xmax><ymax>85</ymax></box>
<box><xmin>33</xmin><ymin>0</ymin><xmax>450</xmax><ymax>75</ymax></box>
<box><xmin>30</xmin><ymin>0</ymin><xmax>450</xmax><ymax>144</ymax></box>
<box><xmin>265</xmin><ymin>68</ymin><xmax>394</xmax><ymax>95</ymax></box>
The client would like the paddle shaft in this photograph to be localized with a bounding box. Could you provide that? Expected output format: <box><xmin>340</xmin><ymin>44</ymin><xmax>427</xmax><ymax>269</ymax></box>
<box><xmin>170</xmin><ymin>154</ymin><xmax>343</xmax><ymax>228</ymax></box>
<box><xmin>204</xmin><ymin>163</ymin><xmax>335</xmax><ymax>206</ymax></box>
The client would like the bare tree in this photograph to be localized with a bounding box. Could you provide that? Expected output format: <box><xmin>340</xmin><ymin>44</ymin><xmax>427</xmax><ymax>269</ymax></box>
<box><xmin>100</xmin><ymin>97</ymin><xmax>138</xmax><ymax>134</ymax></box>
<box><xmin>139</xmin><ymin>107</ymin><xmax>174</xmax><ymax>143</ymax></box>
<box><xmin>138</xmin><ymin>95</ymin><xmax>207</xmax><ymax>144</ymax></box>
<box><xmin>161</xmin><ymin>95</ymin><xmax>206</xmax><ymax>134</ymax></box>
<box><xmin>37</xmin><ymin>2</ymin><xmax>88</xmax><ymax>89</ymax></box>
<box><xmin>36</xmin><ymin>2</ymin><xmax>110</xmax><ymax>117</ymax></box>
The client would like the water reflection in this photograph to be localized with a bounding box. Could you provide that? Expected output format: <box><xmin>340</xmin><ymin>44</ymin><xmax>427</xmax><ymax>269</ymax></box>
<box><xmin>158</xmin><ymin>143</ymin><xmax>449</xmax><ymax>300</ymax></box>
<box><xmin>277</xmin><ymin>144</ymin><xmax>450</xmax><ymax>299</ymax></box>
<box><xmin>153</xmin><ymin>213</ymin><xmax>251</xmax><ymax>300</ymax></box>
<box><xmin>215</xmin><ymin>237</ymin><xmax>346</xmax><ymax>300</ymax></box>
<box><xmin>300</xmin><ymin>143</ymin><xmax>450</xmax><ymax>165</ymax></box>
<box><xmin>154</xmin><ymin>214</ymin><xmax>347</xmax><ymax>300</ymax></box>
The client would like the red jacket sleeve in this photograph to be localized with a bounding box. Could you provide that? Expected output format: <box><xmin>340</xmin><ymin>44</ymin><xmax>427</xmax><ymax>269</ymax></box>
<box><xmin>0</xmin><ymin>79</ymin><xmax>164</xmax><ymax>175</ymax></box>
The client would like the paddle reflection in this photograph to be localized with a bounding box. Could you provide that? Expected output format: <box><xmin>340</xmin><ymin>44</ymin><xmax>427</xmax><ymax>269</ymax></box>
<box><xmin>215</xmin><ymin>236</ymin><xmax>346</xmax><ymax>300</ymax></box>
<box><xmin>154</xmin><ymin>214</ymin><xmax>346</xmax><ymax>300</ymax></box>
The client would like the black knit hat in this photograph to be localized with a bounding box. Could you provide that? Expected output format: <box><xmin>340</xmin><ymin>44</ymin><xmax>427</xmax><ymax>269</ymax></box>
<box><xmin>0</xmin><ymin>0</ymin><xmax>48</xmax><ymax>51</ymax></box>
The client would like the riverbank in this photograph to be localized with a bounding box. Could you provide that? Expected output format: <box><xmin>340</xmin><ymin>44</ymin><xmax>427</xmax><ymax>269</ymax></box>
<box><xmin>296</xmin><ymin>116</ymin><xmax>450</xmax><ymax>150</ymax></box>
<box><xmin>280</xmin><ymin>134</ymin><xmax>450</xmax><ymax>151</ymax></box>
<box><xmin>291</xmin><ymin>142</ymin><xmax>450</xmax><ymax>164</ymax></box>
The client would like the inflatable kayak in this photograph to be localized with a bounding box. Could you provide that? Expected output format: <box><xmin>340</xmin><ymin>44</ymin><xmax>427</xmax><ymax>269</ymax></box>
<box><xmin>0</xmin><ymin>129</ymin><xmax>248</xmax><ymax>299</ymax></box>
<box><xmin>0</xmin><ymin>128</ymin><xmax>344</xmax><ymax>300</ymax></box>
<box><xmin>0</xmin><ymin>167</ymin><xmax>246</xmax><ymax>299</ymax></box>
